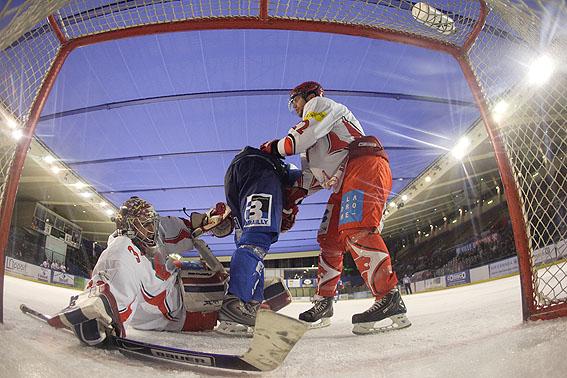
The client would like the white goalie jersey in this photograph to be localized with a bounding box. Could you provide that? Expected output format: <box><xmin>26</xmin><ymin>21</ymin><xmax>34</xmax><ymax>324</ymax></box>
<box><xmin>87</xmin><ymin>216</ymin><xmax>200</xmax><ymax>332</ymax></box>
<box><xmin>89</xmin><ymin>233</ymin><xmax>185</xmax><ymax>331</ymax></box>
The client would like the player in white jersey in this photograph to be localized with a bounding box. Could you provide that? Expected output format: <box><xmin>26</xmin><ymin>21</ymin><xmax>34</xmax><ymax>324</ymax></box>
<box><xmin>49</xmin><ymin>196</ymin><xmax>233</xmax><ymax>346</ymax></box>
<box><xmin>261</xmin><ymin>81</ymin><xmax>410</xmax><ymax>334</ymax></box>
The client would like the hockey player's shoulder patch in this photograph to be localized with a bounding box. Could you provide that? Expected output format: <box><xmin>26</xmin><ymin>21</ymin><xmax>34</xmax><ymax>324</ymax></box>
<box><xmin>244</xmin><ymin>193</ymin><xmax>272</xmax><ymax>227</ymax></box>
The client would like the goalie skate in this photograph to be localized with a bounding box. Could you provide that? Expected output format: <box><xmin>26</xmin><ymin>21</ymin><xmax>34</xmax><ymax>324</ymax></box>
<box><xmin>351</xmin><ymin>288</ymin><xmax>411</xmax><ymax>335</ymax></box>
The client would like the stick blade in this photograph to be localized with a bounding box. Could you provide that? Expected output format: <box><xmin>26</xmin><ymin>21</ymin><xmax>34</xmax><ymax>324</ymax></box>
<box><xmin>241</xmin><ymin>309</ymin><xmax>308</xmax><ymax>371</ymax></box>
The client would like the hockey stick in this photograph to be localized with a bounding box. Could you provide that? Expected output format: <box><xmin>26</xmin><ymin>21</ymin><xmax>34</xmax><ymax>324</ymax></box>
<box><xmin>20</xmin><ymin>304</ymin><xmax>307</xmax><ymax>372</ymax></box>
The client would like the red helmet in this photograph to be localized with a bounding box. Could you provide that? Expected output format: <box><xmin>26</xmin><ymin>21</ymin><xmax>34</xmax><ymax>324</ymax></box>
<box><xmin>288</xmin><ymin>81</ymin><xmax>324</xmax><ymax>111</ymax></box>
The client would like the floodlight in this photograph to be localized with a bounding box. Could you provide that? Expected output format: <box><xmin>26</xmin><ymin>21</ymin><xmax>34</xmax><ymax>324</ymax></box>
<box><xmin>527</xmin><ymin>55</ymin><xmax>554</xmax><ymax>86</ymax></box>
<box><xmin>11</xmin><ymin>129</ymin><xmax>23</xmax><ymax>140</ymax></box>
<box><xmin>451</xmin><ymin>137</ymin><xmax>470</xmax><ymax>160</ymax></box>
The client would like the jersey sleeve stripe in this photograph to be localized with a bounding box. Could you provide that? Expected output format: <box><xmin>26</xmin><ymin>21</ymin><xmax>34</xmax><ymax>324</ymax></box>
<box><xmin>284</xmin><ymin>136</ymin><xmax>294</xmax><ymax>155</ymax></box>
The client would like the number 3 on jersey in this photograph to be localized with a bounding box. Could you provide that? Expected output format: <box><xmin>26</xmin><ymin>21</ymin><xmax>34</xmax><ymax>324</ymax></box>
<box><xmin>244</xmin><ymin>193</ymin><xmax>272</xmax><ymax>227</ymax></box>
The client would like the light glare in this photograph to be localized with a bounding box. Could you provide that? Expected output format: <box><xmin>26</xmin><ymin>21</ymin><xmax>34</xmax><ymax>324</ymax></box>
<box><xmin>6</xmin><ymin>118</ymin><xmax>18</xmax><ymax>129</ymax></box>
<box><xmin>11</xmin><ymin>129</ymin><xmax>23</xmax><ymax>140</ymax></box>
<box><xmin>43</xmin><ymin>155</ymin><xmax>55</xmax><ymax>164</ymax></box>
<box><xmin>527</xmin><ymin>55</ymin><xmax>554</xmax><ymax>86</ymax></box>
<box><xmin>451</xmin><ymin>137</ymin><xmax>470</xmax><ymax>160</ymax></box>
<box><xmin>493</xmin><ymin>100</ymin><xmax>509</xmax><ymax>122</ymax></box>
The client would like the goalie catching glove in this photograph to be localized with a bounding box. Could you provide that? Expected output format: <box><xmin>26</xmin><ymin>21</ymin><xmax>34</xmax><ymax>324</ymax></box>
<box><xmin>190</xmin><ymin>202</ymin><xmax>234</xmax><ymax>238</ymax></box>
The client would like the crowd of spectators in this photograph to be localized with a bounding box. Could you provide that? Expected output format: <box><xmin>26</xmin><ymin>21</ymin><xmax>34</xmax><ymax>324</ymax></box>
<box><xmin>432</xmin><ymin>222</ymin><xmax>515</xmax><ymax>278</ymax></box>
<box><xmin>392</xmin><ymin>202</ymin><xmax>517</xmax><ymax>282</ymax></box>
<box><xmin>6</xmin><ymin>225</ymin><xmax>100</xmax><ymax>278</ymax></box>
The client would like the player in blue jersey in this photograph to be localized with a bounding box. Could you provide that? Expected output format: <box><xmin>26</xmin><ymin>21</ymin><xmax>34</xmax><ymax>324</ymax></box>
<box><xmin>217</xmin><ymin>146</ymin><xmax>301</xmax><ymax>335</ymax></box>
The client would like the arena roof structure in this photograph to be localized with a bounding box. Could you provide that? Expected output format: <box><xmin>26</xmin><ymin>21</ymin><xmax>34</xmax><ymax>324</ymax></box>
<box><xmin>5</xmin><ymin>8</ymin><xmax>486</xmax><ymax>254</ymax></box>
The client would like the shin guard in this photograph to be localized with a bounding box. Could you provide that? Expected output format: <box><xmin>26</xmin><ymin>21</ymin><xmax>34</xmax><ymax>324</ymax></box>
<box><xmin>227</xmin><ymin>245</ymin><xmax>266</xmax><ymax>303</ymax></box>
<box><xmin>344</xmin><ymin>230</ymin><xmax>398</xmax><ymax>299</ymax></box>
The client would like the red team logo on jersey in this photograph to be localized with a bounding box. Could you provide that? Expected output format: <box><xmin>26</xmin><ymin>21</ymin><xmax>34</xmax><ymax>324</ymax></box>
<box><xmin>141</xmin><ymin>284</ymin><xmax>177</xmax><ymax>321</ymax></box>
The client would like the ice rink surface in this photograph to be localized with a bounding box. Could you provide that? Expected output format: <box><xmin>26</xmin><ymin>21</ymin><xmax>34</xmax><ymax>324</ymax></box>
<box><xmin>2</xmin><ymin>275</ymin><xmax>567</xmax><ymax>378</ymax></box>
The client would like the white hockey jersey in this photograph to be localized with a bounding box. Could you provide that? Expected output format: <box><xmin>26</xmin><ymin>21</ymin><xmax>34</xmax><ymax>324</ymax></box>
<box><xmin>276</xmin><ymin>96</ymin><xmax>365</xmax><ymax>192</ymax></box>
<box><xmin>87</xmin><ymin>216</ymin><xmax>196</xmax><ymax>332</ymax></box>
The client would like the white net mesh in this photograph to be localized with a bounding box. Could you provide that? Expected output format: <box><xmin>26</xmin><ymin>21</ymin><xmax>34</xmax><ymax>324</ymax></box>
<box><xmin>1</xmin><ymin>2</ymin><xmax>62</xmax><ymax>230</ymax></box>
<box><xmin>468</xmin><ymin>0</ymin><xmax>567</xmax><ymax>314</ymax></box>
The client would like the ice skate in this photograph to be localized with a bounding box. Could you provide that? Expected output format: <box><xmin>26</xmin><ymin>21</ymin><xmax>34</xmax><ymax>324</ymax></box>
<box><xmin>298</xmin><ymin>295</ymin><xmax>333</xmax><ymax>329</ymax></box>
<box><xmin>217</xmin><ymin>295</ymin><xmax>257</xmax><ymax>337</ymax></box>
<box><xmin>352</xmin><ymin>288</ymin><xmax>411</xmax><ymax>335</ymax></box>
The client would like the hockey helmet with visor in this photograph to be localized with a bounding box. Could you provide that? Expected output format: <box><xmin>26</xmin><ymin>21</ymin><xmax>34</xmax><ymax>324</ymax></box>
<box><xmin>288</xmin><ymin>81</ymin><xmax>324</xmax><ymax>112</ymax></box>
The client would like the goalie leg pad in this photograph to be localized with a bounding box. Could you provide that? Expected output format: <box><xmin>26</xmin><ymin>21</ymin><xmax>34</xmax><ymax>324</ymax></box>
<box><xmin>181</xmin><ymin>268</ymin><xmax>228</xmax><ymax>312</ymax></box>
<box><xmin>49</xmin><ymin>283</ymin><xmax>124</xmax><ymax>347</ymax></box>
<box><xmin>73</xmin><ymin>319</ymin><xmax>110</xmax><ymax>347</ymax></box>
<box><xmin>182</xmin><ymin>310</ymin><xmax>219</xmax><ymax>332</ymax></box>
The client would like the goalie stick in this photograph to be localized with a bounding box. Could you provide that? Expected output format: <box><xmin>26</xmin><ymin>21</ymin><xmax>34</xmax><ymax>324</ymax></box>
<box><xmin>20</xmin><ymin>304</ymin><xmax>307</xmax><ymax>372</ymax></box>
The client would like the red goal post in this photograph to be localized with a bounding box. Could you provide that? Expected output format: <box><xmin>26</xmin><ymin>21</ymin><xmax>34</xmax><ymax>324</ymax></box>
<box><xmin>1</xmin><ymin>0</ymin><xmax>565</xmax><ymax>322</ymax></box>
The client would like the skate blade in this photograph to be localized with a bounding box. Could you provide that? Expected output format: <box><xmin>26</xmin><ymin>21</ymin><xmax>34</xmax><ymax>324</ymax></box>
<box><xmin>352</xmin><ymin>314</ymin><xmax>411</xmax><ymax>335</ymax></box>
<box><xmin>215</xmin><ymin>320</ymin><xmax>254</xmax><ymax>338</ymax></box>
<box><xmin>306</xmin><ymin>317</ymin><xmax>331</xmax><ymax>330</ymax></box>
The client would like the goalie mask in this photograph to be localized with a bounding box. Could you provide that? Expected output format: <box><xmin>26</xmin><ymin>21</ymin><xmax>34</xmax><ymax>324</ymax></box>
<box><xmin>114</xmin><ymin>196</ymin><xmax>160</xmax><ymax>254</ymax></box>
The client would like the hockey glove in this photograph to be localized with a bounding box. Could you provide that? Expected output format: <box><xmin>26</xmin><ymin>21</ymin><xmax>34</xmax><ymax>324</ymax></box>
<box><xmin>191</xmin><ymin>202</ymin><xmax>233</xmax><ymax>238</ymax></box>
<box><xmin>282</xmin><ymin>206</ymin><xmax>299</xmax><ymax>233</ymax></box>
<box><xmin>260</xmin><ymin>139</ymin><xmax>283</xmax><ymax>158</ymax></box>
<box><xmin>281</xmin><ymin>186</ymin><xmax>308</xmax><ymax>232</ymax></box>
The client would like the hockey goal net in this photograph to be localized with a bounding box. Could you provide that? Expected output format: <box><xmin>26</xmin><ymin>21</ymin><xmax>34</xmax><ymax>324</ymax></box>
<box><xmin>0</xmin><ymin>0</ymin><xmax>565</xmax><ymax>322</ymax></box>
